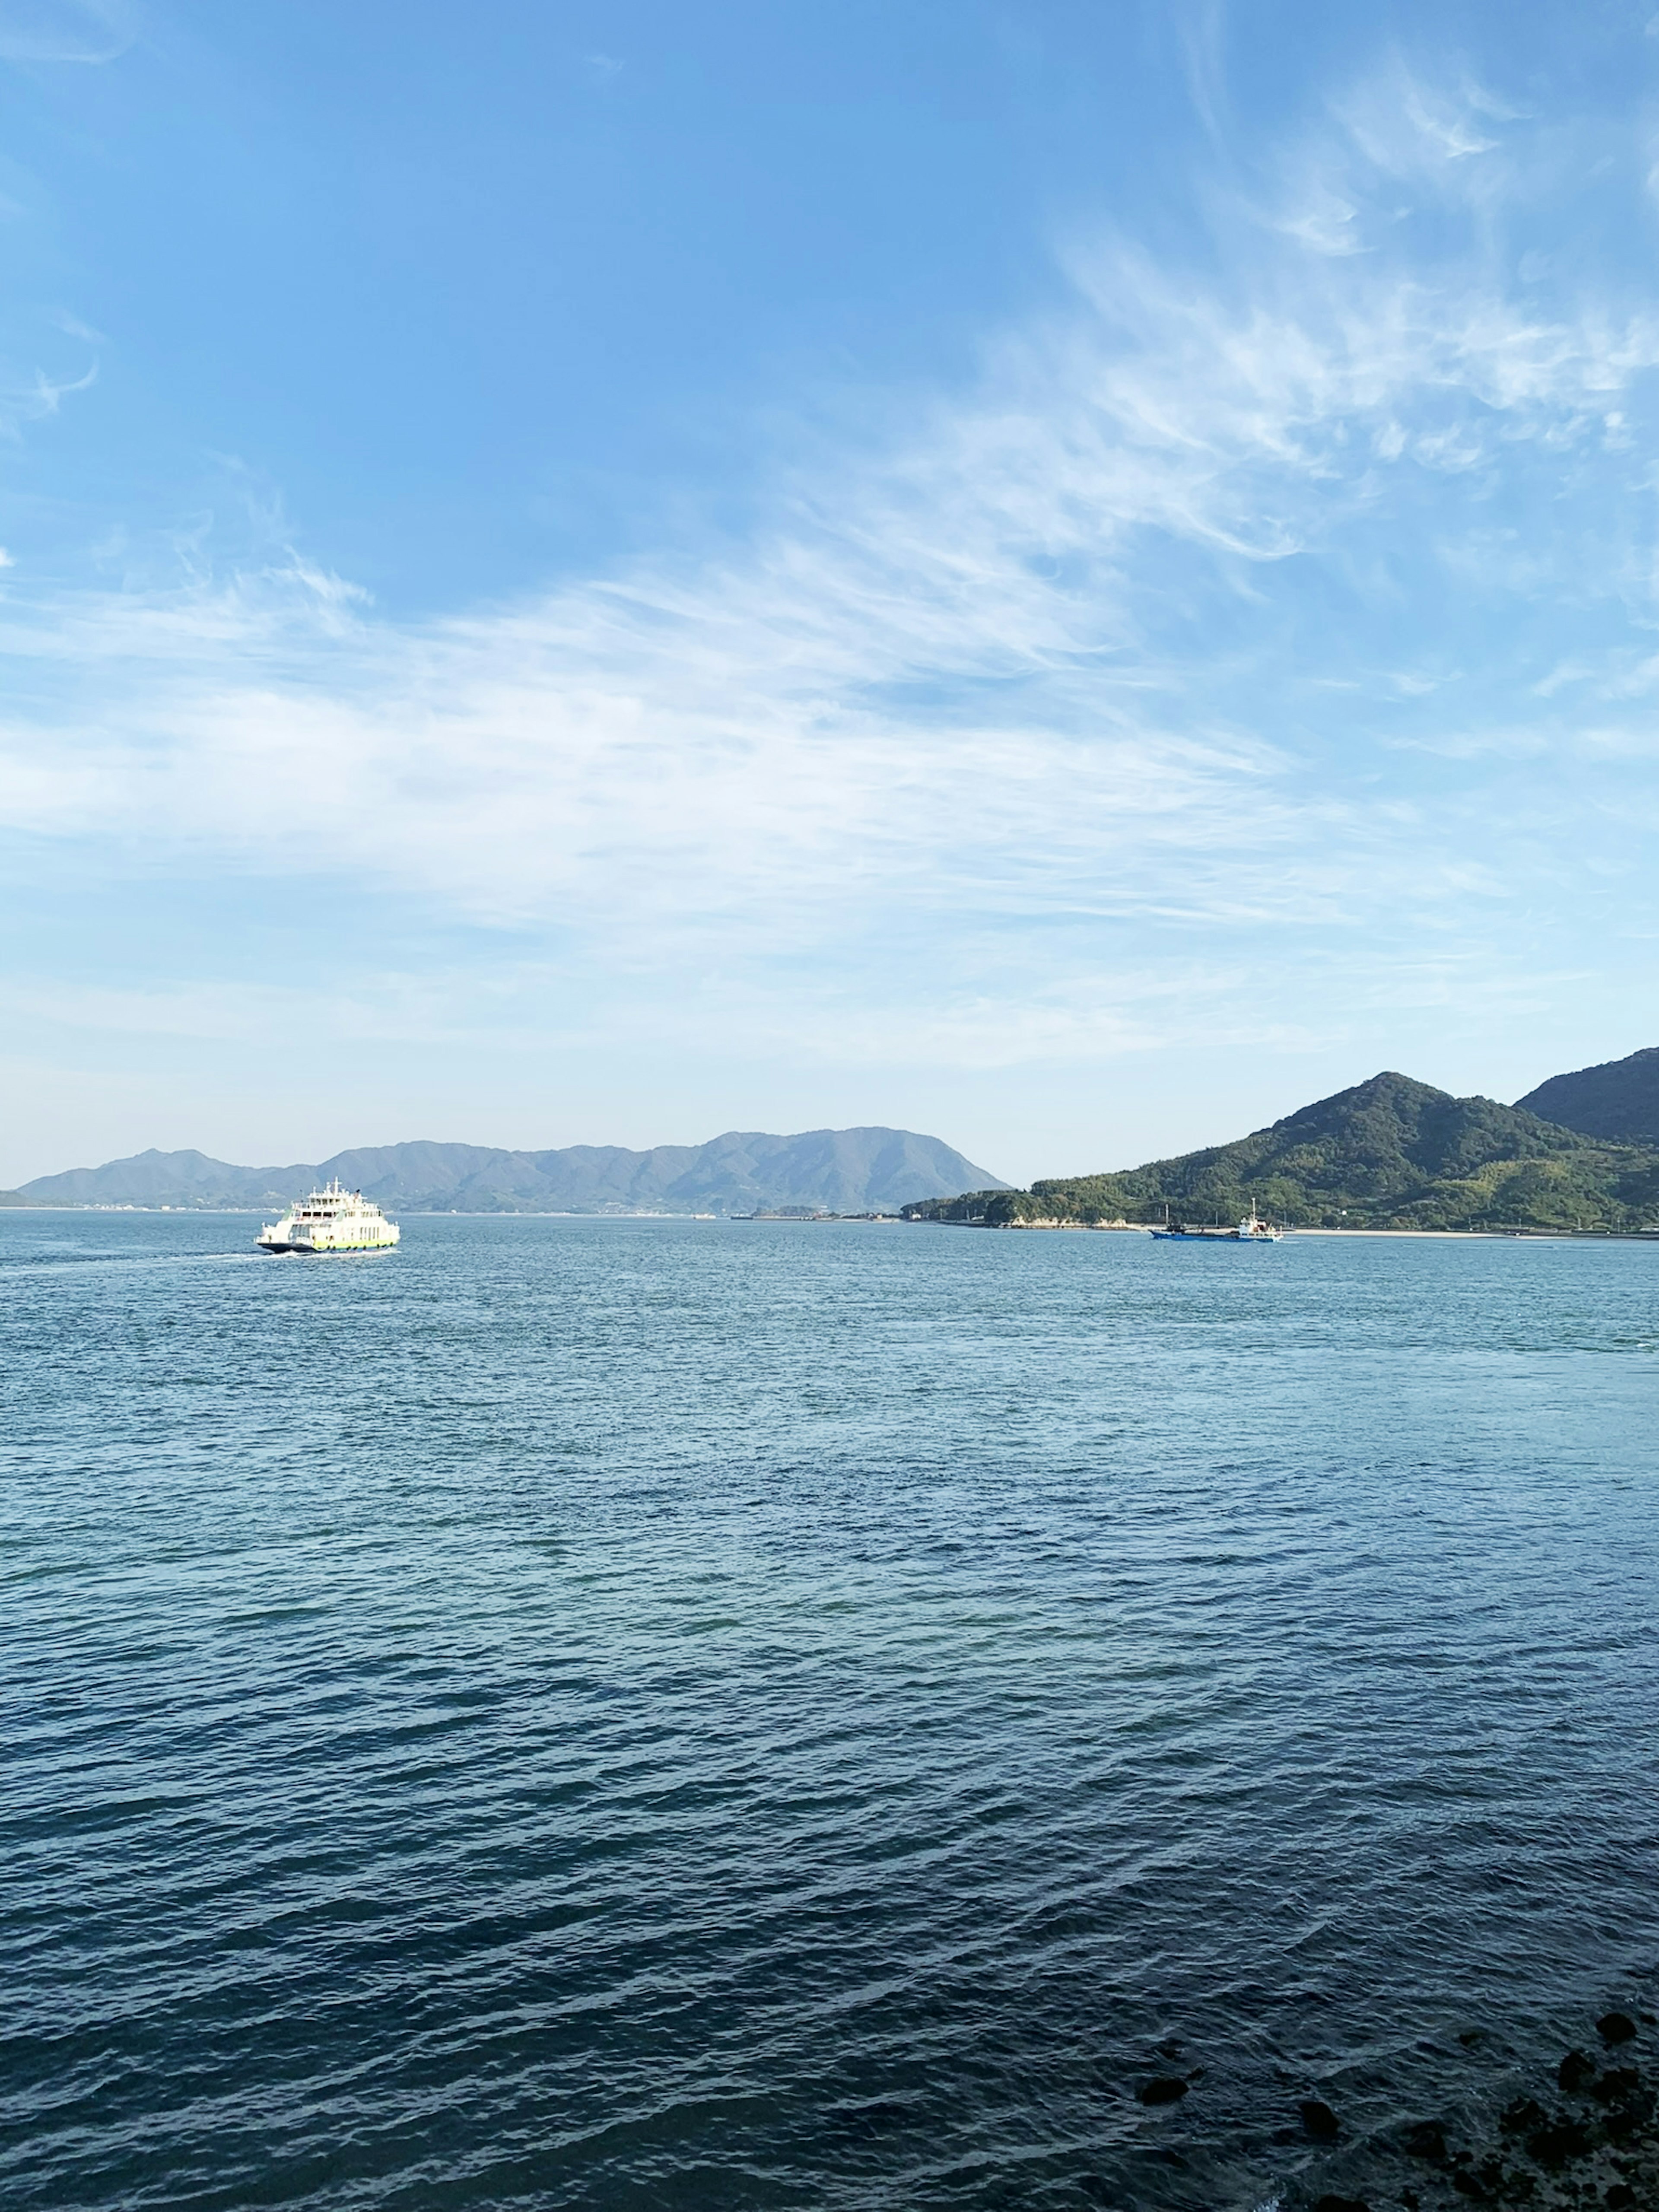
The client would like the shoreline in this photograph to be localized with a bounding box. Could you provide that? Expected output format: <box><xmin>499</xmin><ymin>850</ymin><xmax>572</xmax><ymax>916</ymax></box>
<box><xmin>923</xmin><ymin>1220</ymin><xmax>1659</xmax><ymax>1243</ymax></box>
<box><xmin>925</xmin><ymin>1221</ymin><xmax>1659</xmax><ymax>1239</ymax></box>
<box><xmin>1272</xmin><ymin>2002</ymin><xmax>1658</xmax><ymax>2212</ymax></box>
<box><xmin>7</xmin><ymin>1206</ymin><xmax>1659</xmax><ymax>1241</ymax></box>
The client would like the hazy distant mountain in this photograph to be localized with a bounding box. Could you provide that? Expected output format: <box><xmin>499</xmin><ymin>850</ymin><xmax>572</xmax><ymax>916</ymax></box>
<box><xmin>909</xmin><ymin>1070</ymin><xmax>1659</xmax><ymax>1232</ymax></box>
<box><xmin>16</xmin><ymin>1128</ymin><xmax>1007</xmax><ymax>1215</ymax></box>
<box><xmin>1516</xmin><ymin>1045</ymin><xmax>1659</xmax><ymax>1147</ymax></box>
<box><xmin>17</xmin><ymin>1149</ymin><xmax>310</xmax><ymax>1210</ymax></box>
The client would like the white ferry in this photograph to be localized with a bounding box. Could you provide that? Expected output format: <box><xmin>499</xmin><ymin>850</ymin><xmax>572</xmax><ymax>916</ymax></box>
<box><xmin>257</xmin><ymin>1180</ymin><xmax>400</xmax><ymax>1254</ymax></box>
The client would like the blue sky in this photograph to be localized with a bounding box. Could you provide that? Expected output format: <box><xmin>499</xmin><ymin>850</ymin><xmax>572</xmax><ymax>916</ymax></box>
<box><xmin>4</xmin><ymin>0</ymin><xmax>1659</xmax><ymax>1185</ymax></box>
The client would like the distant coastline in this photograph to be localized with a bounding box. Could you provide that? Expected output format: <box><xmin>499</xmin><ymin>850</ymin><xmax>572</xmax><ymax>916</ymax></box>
<box><xmin>906</xmin><ymin>1056</ymin><xmax>1659</xmax><ymax>1238</ymax></box>
<box><xmin>912</xmin><ymin>1215</ymin><xmax>1659</xmax><ymax>1242</ymax></box>
<box><xmin>12</xmin><ymin>1047</ymin><xmax>1659</xmax><ymax>1238</ymax></box>
<box><xmin>0</xmin><ymin>1204</ymin><xmax>925</xmax><ymax>1229</ymax></box>
<box><xmin>2</xmin><ymin>1126</ymin><xmax>1004</xmax><ymax>1221</ymax></box>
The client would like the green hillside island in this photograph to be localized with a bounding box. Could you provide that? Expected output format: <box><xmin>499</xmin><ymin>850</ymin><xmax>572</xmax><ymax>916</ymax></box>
<box><xmin>904</xmin><ymin>1073</ymin><xmax>1659</xmax><ymax>1233</ymax></box>
<box><xmin>1515</xmin><ymin>1042</ymin><xmax>1659</xmax><ymax>1147</ymax></box>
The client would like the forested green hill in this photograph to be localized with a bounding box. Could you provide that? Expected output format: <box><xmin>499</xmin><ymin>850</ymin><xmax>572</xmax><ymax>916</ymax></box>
<box><xmin>906</xmin><ymin>1072</ymin><xmax>1659</xmax><ymax>1232</ymax></box>
<box><xmin>1516</xmin><ymin>1044</ymin><xmax>1659</xmax><ymax>1146</ymax></box>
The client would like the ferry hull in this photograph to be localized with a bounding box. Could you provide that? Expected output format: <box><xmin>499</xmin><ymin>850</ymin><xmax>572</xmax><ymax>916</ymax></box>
<box><xmin>257</xmin><ymin>1239</ymin><xmax>398</xmax><ymax>1254</ymax></box>
<box><xmin>1150</xmin><ymin>1215</ymin><xmax>1283</xmax><ymax>1243</ymax></box>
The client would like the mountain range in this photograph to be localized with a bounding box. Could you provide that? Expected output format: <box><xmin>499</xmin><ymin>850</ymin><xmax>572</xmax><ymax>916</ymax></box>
<box><xmin>4</xmin><ymin>1127</ymin><xmax>1005</xmax><ymax>1217</ymax></box>
<box><xmin>908</xmin><ymin>1049</ymin><xmax>1659</xmax><ymax>1233</ymax></box>
<box><xmin>10</xmin><ymin>1046</ymin><xmax>1658</xmax><ymax>1229</ymax></box>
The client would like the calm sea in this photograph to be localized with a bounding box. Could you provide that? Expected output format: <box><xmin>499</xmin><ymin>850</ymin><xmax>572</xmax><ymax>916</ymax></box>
<box><xmin>3</xmin><ymin>1212</ymin><xmax>1656</xmax><ymax>2211</ymax></box>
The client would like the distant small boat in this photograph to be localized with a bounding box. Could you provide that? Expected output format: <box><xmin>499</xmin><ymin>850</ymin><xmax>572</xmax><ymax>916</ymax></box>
<box><xmin>258</xmin><ymin>1179</ymin><xmax>400</xmax><ymax>1254</ymax></box>
<box><xmin>1150</xmin><ymin>1211</ymin><xmax>1283</xmax><ymax>1243</ymax></box>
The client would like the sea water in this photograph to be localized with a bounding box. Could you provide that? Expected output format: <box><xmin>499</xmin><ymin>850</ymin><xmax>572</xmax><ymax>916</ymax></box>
<box><xmin>2</xmin><ymin>1212</ymin><xmax>1655</xmax><ymax>2210</ymax></box>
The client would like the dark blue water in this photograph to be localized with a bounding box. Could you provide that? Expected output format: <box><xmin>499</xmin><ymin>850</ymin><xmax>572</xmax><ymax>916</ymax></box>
<box><xmin>3</xmin><ymin>1213</ymin><xmax>1656</xmax><ymax>2211</ymax></box>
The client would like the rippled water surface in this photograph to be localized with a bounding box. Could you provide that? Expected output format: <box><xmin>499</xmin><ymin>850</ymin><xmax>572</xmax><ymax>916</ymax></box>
<box><xmin>3</xmin><ymin>1213</ymin><xmax>1656</xmax><ymax>2210</ymax></box>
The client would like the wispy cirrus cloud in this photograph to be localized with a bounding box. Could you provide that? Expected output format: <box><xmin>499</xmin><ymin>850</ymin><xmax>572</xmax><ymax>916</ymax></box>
<box><xmin>4</xmin><ymin>61</ymin><xmax>1659</xmax><ymax>1068</ymax></box>
<box><xmin>0</xmin><ymin>357</ymin><xmax>96</xmax><ymax>442</ymax></box>
<box><xmin>0</xmin><ymin>0</ymin><xmax>134</xmax><ymax>64</ymax></box>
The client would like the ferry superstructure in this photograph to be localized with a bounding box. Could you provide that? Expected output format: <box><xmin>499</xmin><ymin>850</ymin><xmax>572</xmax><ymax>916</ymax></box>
<box><xmin>257</xmin><ymin>1180</ymin><xmax>400</xmax><ymax>1254</ymax></box>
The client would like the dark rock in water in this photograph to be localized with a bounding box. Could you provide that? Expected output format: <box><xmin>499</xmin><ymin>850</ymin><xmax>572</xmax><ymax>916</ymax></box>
<box><xmin>1525</xmin><ymin>2116</ymin><xmax>1594</xmax><ymax>2168</ymax></box>
<box><xmin>1591</xmin><ymin>2066</ymin><xmax>1642</xmax><ymax>2105</ymax></box>
<box><xmin>1299</xmin><ymin>2098</ymin><xmax>1341</xmax><ymax>2141</ymax></box>
<box><xmin>1155</xmin><ymin>2036</ymin><xmax>1183</xmax><ymax>2059</ymax></box>
<box><xmin>1312</xmin><ymin>2196</ymin><xmax>1370</xmax><ymax>2212</ymax></box>
<box><xmin>1451</xmin><ymin>2171</ymin><xmax>1488</xmax><ymax>2200</ymax></box>
<box><xmin>1400</xmin><ymin>2192</ymin><xmax>1419</xmax><ymax>2211</ymax></box>
<box><xmin>1459</xmin><ymin>2028</ymin><xmax>1487</xmax><ymax>2047</ymax></box>
<box><xmin>1602</xmin><ymin>2088</ymin><xmax>1653</xmax><ymax>2142</ymax></box>
<box><xmin>1605</xmin><ymin>2184</ymin><xmax>1637</xmax><ymax>2209</ymax></box>
<box><xmin>1560</xmin><ymin>2049</ymin><xmax>1597</xmax><ymax>2094</ymax></box>
<box><xmin>1137</xmin><ymin>2075</ymin><xmax>1188</xmax><ymax>2106</ymax></box>
<box><xmin>1500</xmin><ymin>2098</ymin><xmax>1547</xmax><ymax>2137</ymax></box>
<box><xmin>1404</xmin><ymin>2120</ymin><xmax>1450</xmax><ymax>2163</ymax></box>
<box><xmin>1598</xmin><ymin>2011</ymin><xmax>1638</xmax><ymax>2047</ymax></box>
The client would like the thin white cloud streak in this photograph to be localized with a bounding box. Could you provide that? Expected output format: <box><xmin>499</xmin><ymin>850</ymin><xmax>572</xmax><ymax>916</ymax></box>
<box><xmin>0</xmin><ymin>932</ymin><xmax>1570</xmax><ymax>1077</ymax></box>
<box><xmin>0</xmin><ymin>0</ymin><xmax>134</xmax><ymax>64</ymax></box>
<box><xmin>0</xmin><ymin>358</ymin><xmax>96</xmax><ymax>442</ymax></box>
<box><xmin>3</xmin><ymin>64</ymin><xmax>1659</xmax><ymax>1039</ymax></box>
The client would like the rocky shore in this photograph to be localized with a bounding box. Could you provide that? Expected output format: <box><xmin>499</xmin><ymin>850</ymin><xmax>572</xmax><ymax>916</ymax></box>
<box><xmin>1286</xmin><ymin>2007</ymin><xmax>1657</xmax><ymax>2212</ymax></box>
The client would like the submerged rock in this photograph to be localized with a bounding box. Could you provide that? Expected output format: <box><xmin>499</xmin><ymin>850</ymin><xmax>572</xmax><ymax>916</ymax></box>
<box><xmin>1499</xmin><ymin>2096</ymin><xmax>1546</xmax><ymax>2137</ymax></box>
<box><xmin>1602</xmin><ymin>2087</ymin><xmax>1654</xmax><ymax>2143</ymax></box>
<box><xmin>1284</xmin><ymin>2005</ymin><xmax>1656</xmax><ymax>2212</ymax></box>
<box><xmin>1451</xmin><ymin>2155</ymin><xmax>1517</xmax><ymax>2202</ymax></box>
<box><xmin>1524</xmin><ymin>2115</ymin><xmax>1594</xmax><ymax>2168</ymax></box>
<box><xmin>1138</xmin><ymin>2075</ymin><xmax>1189</xmax><ymax>2106</ymax></box>
<box><xmin>1591</xmin><ymin>2066</ymin><xmax>1642</xmax><ymax>2105</ymax></box>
